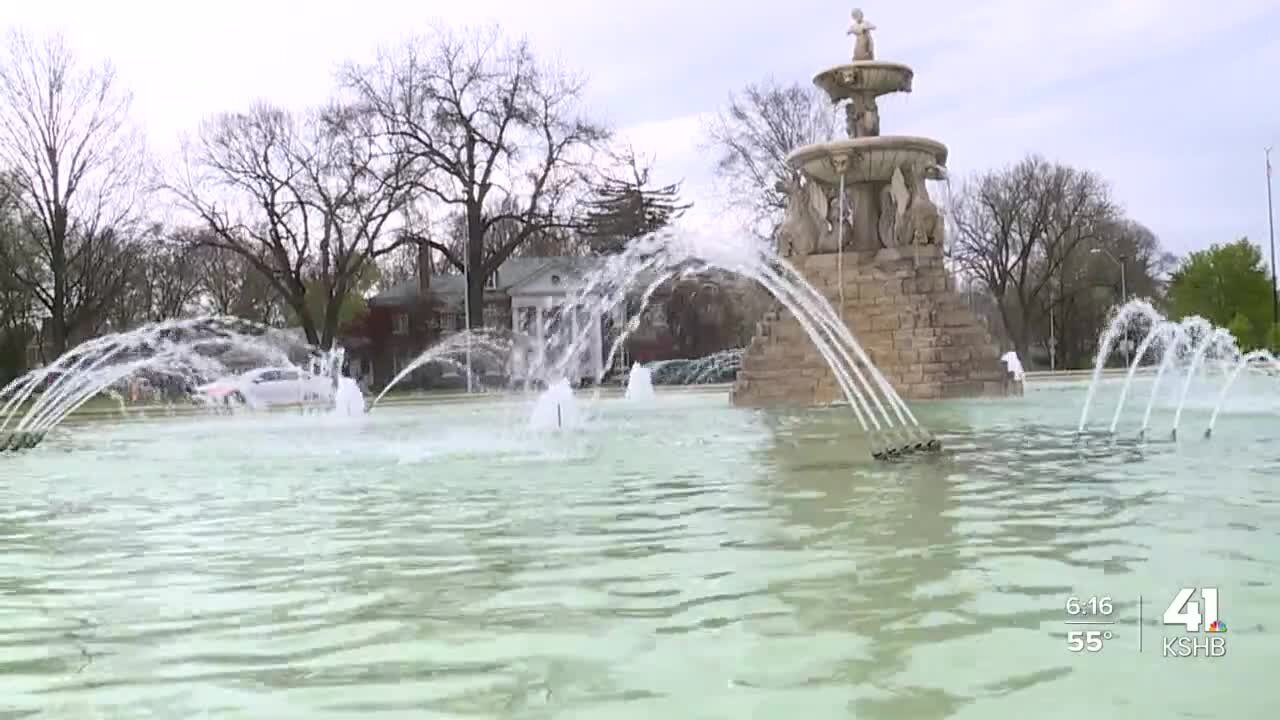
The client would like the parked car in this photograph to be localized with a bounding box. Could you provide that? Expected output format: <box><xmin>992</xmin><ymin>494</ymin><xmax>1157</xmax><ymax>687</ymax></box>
<box><xmin>194</xmin><ymin>367</ymin><xmax>334</xmax><ymax>409</ymax></box>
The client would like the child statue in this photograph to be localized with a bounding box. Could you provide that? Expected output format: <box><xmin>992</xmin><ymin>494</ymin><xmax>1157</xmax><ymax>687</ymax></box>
<box><xmin>847</xmin><ymin>8</ymin><xmax>876</xmax><ymax>61</ymax></box>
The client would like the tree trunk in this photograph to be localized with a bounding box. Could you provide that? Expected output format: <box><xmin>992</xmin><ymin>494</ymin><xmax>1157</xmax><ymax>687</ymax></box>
<box><xmin>995</xmin><ymin>293</ymin><xmax>1029</xmax><ymax>360</ymax></box>
<box><xmin>49</xmin><ymin>210</ymin><xmax>69</xmax><ymax>358</ymax></box>
<box><xmin>466</xmin><ymin>206</ymin><xmax>485</xmax><ymax>330</ymax></box>
<box><xmin>291</xmin><ymin>296</ymin><xmax>320</xmax><ymax>347</ymax></box>
<box><xmin>321</xmin><ymin>289</ymin><xmax>343</xmax><ymax>351</ymax></box>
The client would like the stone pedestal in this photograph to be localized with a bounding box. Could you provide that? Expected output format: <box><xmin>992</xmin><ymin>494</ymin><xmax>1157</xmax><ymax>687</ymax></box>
<box><xmin>731</xmin><ymin>246</ymin><xmax>1022</xmax><ymax>406</ymax></box>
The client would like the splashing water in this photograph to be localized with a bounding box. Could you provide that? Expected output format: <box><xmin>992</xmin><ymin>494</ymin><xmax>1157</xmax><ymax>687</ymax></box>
<box><xmin>1170</xmin><ymin>328</ymin><xmax>1238</xmax><ymax>438</ymax></box>
<box><xmin>1000</xmin><ymin>351</ymin><xmax>1025</xmax><ymax>382</ymax></box>
<box><xmin>647</xmin><ymin>348</ymin><xmax>743</xmax><ymax>385</ymax></box>
<box><xmin>333</xmin><ymin>377</ymin><xmax>367</xmax><ymax>417</ymax></box>
<box><xmin>356</xmin><ymin>227</ymin><xmax>935</xmax><ymax>458</ymax></box>
<box><xmin>1206</xmin><ymin>350</ymin><xmax>1280</xmax><ymax>436</ymax></box>
<box><xmin>1077</xmin><ymin>299</ymin><xmax>1162</xmax><ymax>432</ymax></box>
<box><xmin>371</xmin><ymin>330</ymin><xmax>515</xmax><ymax>407</ymax></box>
<box><xmin>624</xmin><ymin>363</ymin><xmax>655</xmax><ymax>402</ymax></box>
<box><xmin>0</xmin><ymin>317</ymin><xmax>375</xmax><ymax>452</ymax></box>
<box><xmin>517</xmin><ymin>229</ymin><xmax>936</xmax><ymax>456</ymax></box>
<box><xmin>1077</xmin><ymin>300</ymin><xmax>1261</xmax><ymax>438</ymax></box>
<box><xmin>0</xmin><ymin>317</ymin><xmax>313</xmax><ymax>450</ymax></box>
<box><xmin>529</xmin><ymin>379</ymin><xmax>578</xmax><ymax>430</ymax></box>
<box><xmin>1139</xmin><ymin>317</ymin><xmax>1207</xmax><ymax>435</ymax></box>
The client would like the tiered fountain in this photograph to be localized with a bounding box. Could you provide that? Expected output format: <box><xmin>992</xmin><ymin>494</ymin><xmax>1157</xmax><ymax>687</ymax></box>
<box><xmin>732</xmin><ymin>9</ymin><xmax>1020</xmax><ymax>406</ymax></box>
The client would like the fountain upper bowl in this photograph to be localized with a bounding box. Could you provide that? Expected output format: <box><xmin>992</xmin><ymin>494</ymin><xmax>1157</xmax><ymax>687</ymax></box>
<box><xmin>786</xmin><ymin>136</ymin><xmax>948</xmax><ymax>185</ymax></box>
<box><xmin>813</xmin><ymin>62</ymin><xmax>914</xmax><ymax>102</ymax></box>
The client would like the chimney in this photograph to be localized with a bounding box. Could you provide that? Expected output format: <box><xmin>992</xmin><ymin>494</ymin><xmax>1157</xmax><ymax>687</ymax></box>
<box><xmin>417</xmin><ymin>241</ymin><xmax>431</xmax><ymax>298</ymax></box>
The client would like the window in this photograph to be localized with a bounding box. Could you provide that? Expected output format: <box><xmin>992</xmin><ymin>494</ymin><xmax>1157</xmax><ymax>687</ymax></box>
<box><xmin>485</xmin><ymin>271</ymin><xmax>499</xmax><ymax>289</ymax></box>
<box><xmin>518</xmin><ymin>306</ymin><xmax>536</xmax><ymax>334</ymax></box>
<box><xmin>393</xmin><ymin>312</ymin><xmax>409</xmax><ymax>336</ymax></box>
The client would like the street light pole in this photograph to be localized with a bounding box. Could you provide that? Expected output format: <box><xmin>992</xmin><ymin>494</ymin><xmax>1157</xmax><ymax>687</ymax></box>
<box><xmin>1049</xmin><ymin>281</ymin><xmax>1056</xmax><ymax>372</ymax></box>
<box><xmin>463</xmin><ymin>252</ymin><xmax>473</xmax><ymax>394</ymax></box>
<box><xmin>1119</xmin><ymin>256</ymin><xmax>1127</xmax><ymax>307</ymax></box>
<box><xmin>1091</xmin><ymin>247</ymin><xmax>1130</xmax><ymax>367</ymax></box>
<box><xmin>1266</xmin><ymin>146</ymin><xmax>1277</xmax><ymax>339</ymax></box>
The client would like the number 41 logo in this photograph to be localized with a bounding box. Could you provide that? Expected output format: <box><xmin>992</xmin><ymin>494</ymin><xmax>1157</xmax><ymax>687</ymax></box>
<box><xmin>1163</xmin><ymin>587</ymin><xmax>1226</xmax><ymax>632</ymax></box>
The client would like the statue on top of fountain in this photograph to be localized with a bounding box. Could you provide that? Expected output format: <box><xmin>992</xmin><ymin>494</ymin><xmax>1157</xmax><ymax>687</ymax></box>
<box><xmin>847</xmin><ymin>8</ymin><xmax>875</xmax><ymax>61</ymax></box>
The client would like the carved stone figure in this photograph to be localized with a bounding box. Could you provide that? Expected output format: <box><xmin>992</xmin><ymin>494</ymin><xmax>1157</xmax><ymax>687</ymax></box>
<box><xmin>847</xmin><ymin>9</ymin><xmax>876</xmax><ymax>61</ymax></box>
<box><xmin>902</xmin><ymin>163</ymin><xmax>945</xmax><ymax>246</ymax></box>
<box><xmin>774</xmin><ymin>175</ymin><xmax>827</xmax><ymax>257</ymax></box>
<box><xmin>839</xmin><ymin>68</ymin><xmax>862</xmax><ymax>87</ymax></box>
<box><xmin>878</xmin><ymin>166</ymin><xmax>910</xmax><ymax>247</ymax></box>
<box><xmin>817</xmin><ymin>185</ymin><xmax>846</xmax><ymax>252</ymax></box>
<box><xmin>845</xmin><ymin>94</ymin><xmax>879</xmax><ymax>138</ymax></box>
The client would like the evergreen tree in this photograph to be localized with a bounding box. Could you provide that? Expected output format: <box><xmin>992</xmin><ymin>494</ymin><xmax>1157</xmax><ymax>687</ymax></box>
<box><xmin>580</xmin><ymin>149</ymin><xmax>691</xmax><ymax>254</ymax></box>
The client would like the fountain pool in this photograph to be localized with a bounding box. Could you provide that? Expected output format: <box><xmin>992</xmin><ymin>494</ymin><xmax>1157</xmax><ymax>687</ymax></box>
<box><xmin>1</xmin><ymin>377</ymin><xmax>1276</xmax><ymax>718</ymax></box>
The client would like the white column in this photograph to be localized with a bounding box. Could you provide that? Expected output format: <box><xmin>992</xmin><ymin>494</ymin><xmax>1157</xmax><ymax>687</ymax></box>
<box><xmin>570</xmin><ymin>305</ymin><xmax>579</xmax><ymax>381</ymax></box>
<box><xmin>592</xmin><ymin>310</ymin><xmax>603</xmax><ymax>379</ymax></box>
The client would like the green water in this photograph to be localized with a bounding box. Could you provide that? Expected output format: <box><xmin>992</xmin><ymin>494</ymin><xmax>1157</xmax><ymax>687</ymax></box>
<box><xmin>1</xmin><ymin>379</ymin><xmax>1276</xmax><ymax>718</ymax></box>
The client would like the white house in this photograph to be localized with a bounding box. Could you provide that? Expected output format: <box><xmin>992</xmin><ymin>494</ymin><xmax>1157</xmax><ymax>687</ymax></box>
<box><xmin>366</xmin><ymin>255</ymin><xmax>630</xmax><ymax>387</ymax></box>
<box><xmin>507</xmin><ymin>258</ymin><xmax>626</xmax><ymax>384</ymax></box>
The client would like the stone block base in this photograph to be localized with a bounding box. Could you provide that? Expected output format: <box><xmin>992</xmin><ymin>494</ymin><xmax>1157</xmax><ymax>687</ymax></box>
<box><xmin>731</xmin><ymin>246</ymin><xmax>1022</xmax><ymax>406</ymax></box>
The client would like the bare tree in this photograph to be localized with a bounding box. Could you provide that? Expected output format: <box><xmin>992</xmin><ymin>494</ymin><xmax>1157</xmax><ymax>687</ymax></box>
<box><xmin>0</xmin><ymin>32</ymin><xmax>145</xmax><ymax>356</ymax></box>
<box><xmin>106</xmin><ymin>225</ymin><xmax>206</xmax><ymax>329</ymax></box>
<box><xmin>947</xmin><ymin>155</ymin><xmax>1121</xmax><ymax>359</ymax></box>
<box><xmin>704</xmin><ymin>79</ymin><xmax>836</xmax><ymax>234</ymax></box>
<box><xmin>170</xmin><ymin>101</ymin><xmax>419</xmax><ymax>348</ymax></box>
<box><xmin>376</xmin><ymin>241</ymin><xmax>420</xmax><ymax>290</ymax></box>
<box><xmin>1032</xmin><ymin>218</ymin><xmax>1173</xmax><ymax>368</ymax></box>
<box><xmin>344</xmin><ymin>26</ymin><xmax>610</xmax><ymax>328</ymax></box>
<box><xmin>0</xmin><ymin>191</ymin><xmax>37</xmax><ymax>378</ymax></box>
<box><xmin>193</xmin><ymin>241</ymin><xmax>283</xmax><ymax>324</ymax></box>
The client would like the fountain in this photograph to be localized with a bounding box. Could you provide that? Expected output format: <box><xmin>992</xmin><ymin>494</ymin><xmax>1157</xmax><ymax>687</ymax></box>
<box><xmin>1207</xmin><ymin>349</ymin><xmax>1280</xmax><ymax>436</ymax></box>
<box><xmin>323</xmin><ymin>347</ymin><xmax>367</xmax><ymax>417</ymax></box>
<box><xmin>502</xmin><ymin>228</ymin><xmax>943</xmax><ymax>459</ymax></box>
<box><xmin>731</xmin><ymin>10</ymin><xmax>1019</xmax><ymax>407</ymax></box>
<box><xmin>646</xmin><ymin>348</ymin><xmax>743</xmax><ymax>385</ymax></box>
<box><xmin>370</xmin><ymin>330</ymin><xmax>514</xmax><ymax>408</ymax></box>
<box><xmin>624</xmin><ymin>363</ymin><xmax>656</xmax><ymax>401</ymax></box>
<box><xmin>530</xmin><ymin>379</ymin><xmax>579</xmax><ymax>430</ymax></box>
<box><xmin>1000</xmin><ymin>352</ymin><xmax>1026</xmax><ymax>382</ymax></box>
<box><xmin>0</xmin><ymin>317</ymin><xmax>371</xmax><ymax>452</ymax></box>
<box><xmin>368</xmin><ymin>220</ymin><xmax>943</xmax><ymax>457</ymax></box>
<box><xmin>1076</xmin><ymin>299</ymin><xmax>1272</xmax><ymax>438</ymax></box>
<box><xmin>0</xmin><ymin>317</ymin><xmax>302</xmax><ymax>452</ymax></box>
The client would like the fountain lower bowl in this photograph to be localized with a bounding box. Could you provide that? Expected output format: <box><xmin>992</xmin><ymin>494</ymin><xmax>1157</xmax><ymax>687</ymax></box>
<box><xmin>787</xmin><ymin>136</ymin><xmax>948</xmax><ymax>185</ymax></box>
<box><xmin>813</xmin><ymin>61</ymin><xmax>914</xmax><ymax>102</ymax></box>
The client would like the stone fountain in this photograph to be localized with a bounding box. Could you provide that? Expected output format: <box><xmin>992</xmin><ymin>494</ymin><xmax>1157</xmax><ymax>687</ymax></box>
<box><xmin>732</xmin><ymin>9</ymin><xmax>1021</xmax><ymax>406</ymax></box>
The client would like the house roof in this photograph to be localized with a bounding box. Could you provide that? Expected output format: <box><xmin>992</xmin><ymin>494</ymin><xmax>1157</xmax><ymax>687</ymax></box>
<box><xmin>369</xmin><ymin>255</ymin><xmax>605</xmax><ymax>307</ymax></box>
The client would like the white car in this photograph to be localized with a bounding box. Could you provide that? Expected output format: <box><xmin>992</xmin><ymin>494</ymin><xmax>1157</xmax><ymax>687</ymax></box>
<box><xmin>194</xmin><ymin>367</ymin><xmax>334</xmax><ymax>409</ymax></box>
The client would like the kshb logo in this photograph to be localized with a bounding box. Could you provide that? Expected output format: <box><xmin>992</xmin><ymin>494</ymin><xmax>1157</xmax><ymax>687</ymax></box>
<box><xmin>1162</xmin><ymin>587</ymin><xmax>1226</xmax><ymax>632</ymax></box>
<box><xmin>1162</xmin><ymin>587</ymin><xmax>1227</xmax><ymax>658</ymax></box>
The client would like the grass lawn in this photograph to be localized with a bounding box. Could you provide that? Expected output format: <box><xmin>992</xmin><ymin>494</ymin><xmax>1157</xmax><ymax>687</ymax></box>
<box><xmin>6</xmin><ymin>393</ymin><xmax>127</xmax><ymax>418</ymax></box>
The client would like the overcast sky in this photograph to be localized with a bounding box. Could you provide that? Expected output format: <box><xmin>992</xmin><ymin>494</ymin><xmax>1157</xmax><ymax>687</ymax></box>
<box><xmin>7</xmin><ymin>0</ymin><xmax>1279</xmax><ymax>257</ymax></box>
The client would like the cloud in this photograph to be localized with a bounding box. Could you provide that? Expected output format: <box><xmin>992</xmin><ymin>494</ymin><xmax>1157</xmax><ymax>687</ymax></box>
<box><xmin>5</xmin><ymin>0</ymin><xmax>1278</xmax><ymax>255</ymax></box>
<box><xmin>614</xmin><ymin>112</ymin><xmax>753</xmax><ymax>233</ymax></box>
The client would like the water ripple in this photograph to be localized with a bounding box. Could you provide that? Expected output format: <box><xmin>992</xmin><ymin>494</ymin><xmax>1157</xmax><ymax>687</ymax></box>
<box><xmin>1</xmin><ymin>393</ymin><xmax>1277</xmax><ymax>717</ymax></box>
